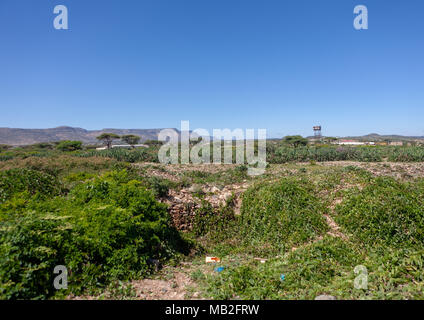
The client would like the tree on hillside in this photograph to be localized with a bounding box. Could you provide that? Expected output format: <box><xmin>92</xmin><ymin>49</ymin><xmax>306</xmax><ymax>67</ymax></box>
<box><xmin>96</xmin><ymin>133</ymin><xmax>120</xmax><ymax>149</ymax></box>
<box><xmin>121</xmin><ymin>134</ymin><xmax>141</xmax><ymax>149</ymax></box>
<box><xmin>283</xmin><ymin>135</ymin><xmax>308</xmax><ymax>148</ymax></box>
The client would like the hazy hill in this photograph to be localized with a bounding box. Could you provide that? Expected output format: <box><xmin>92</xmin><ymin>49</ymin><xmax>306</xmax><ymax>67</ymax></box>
<box><xmin>0</xmin><ymin>126</ymin><xmax>177</xmax><ymax>146</ymax></box>
<box><xmin>2</xmin><ymin>127</ymin><xmax>423</xmax><ymax>146</ymax></box>
<box><xmin>344</xmin><ymin>133</ymin><xmax>424</xmax><ymax>142</ymax></box>
<box><xmin>306</xmin><ymin>133</ymin><xmax>424</xmax><ymax>142</ymax></box>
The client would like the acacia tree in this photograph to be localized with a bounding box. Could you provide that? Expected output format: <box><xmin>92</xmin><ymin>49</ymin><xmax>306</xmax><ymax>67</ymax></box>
<box><xmin>56</xmin><ymin>140</ymin><xmax>82</xmax><ymax>151</ymax></box>
<box><xmin>96</xmin><ymin>133</ymin><xmax>120</xmax><ymax>149</ymax></box>
<box><xmin>283</xmin><ymin>135</ymin><xmax>308</xmax><ymax>148</ymax></box>
<box><xmin>323</xmin><ymin>137</ymin><xmax>338</xmax><ymax>144</ymax></box>
<box><xmin>121</xmin><ymin>134</ymin><xmax>141</xmax><ymax>149</ymax></box>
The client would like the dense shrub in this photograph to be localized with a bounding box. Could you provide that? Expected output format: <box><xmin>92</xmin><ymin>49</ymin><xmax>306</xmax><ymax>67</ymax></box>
<box><xmin>335</xmin><ymin>177</ymin><xmax>424</xmax><ymax>248</ymax></box>
<box><xmin>142</xmin><ymin>176</ymin><xmax>173</xmax><ymax>198</ymax></box>
<box><xmin>387</xmin><ymin>146</ymin><xmax>424</xmax><ymax>162</ymax></box>
<box><xmin>0</xmin><ymin>212</ymin><xmax>74</xmax><ymax>299</ymax></box>
<box><xmin>0</xmin><ymin>170</ymin><xmax>189</xmax><ymax>299</ymax></box>
<box><xmin>240</xmin><ymin>178</ymin><xmax>328</xmax><ymax>253</ymax></box>
<box><xmin>0</xmin><ymin>169</ymin><xmax>63</xmax><ymax>203</ymax></box>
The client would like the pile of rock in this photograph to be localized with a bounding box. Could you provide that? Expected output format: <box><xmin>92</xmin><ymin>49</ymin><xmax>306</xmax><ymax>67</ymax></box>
<box><xmin>165</xmin><ymin>189</ymin><xmax>199</xmax><ymax>231</ymax></box>
<box><xmin>164</xmin><ymin>183</ymin><xmax>249</xmax><ymax>231</ymax></box>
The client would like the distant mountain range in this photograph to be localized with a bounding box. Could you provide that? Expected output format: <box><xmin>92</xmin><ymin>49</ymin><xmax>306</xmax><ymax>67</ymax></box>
<box><xmin>307</xmin><ymin>133</ymin><xmax>424</xmax><ymax>142</ymax></box>
<box><xmin>340</xmin><ymin>133</ymin><xmax>424</xmax><ymax>142</ymax></box>
<box><xmin>0</xmin><ymin>126</ymin><xmax>177</xmax><ymax>146</ymax></box>
<box><xmin>1</xmin><ymin>126</ymin><xmax>423</xmax><ymax>146</ymax></box>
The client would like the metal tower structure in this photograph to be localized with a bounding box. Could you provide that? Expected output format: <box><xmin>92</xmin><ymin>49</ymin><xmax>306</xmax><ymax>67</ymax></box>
<box><xmin>313</xmin><ymin>126</ymin><xmax>322</xmax><ymax>138</ymax></box>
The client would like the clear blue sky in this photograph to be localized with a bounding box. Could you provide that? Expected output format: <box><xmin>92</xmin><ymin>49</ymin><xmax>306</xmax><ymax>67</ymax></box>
<box><xmin>0</xmin><ymin>0</ymin><xmax>423</xmax><ymax>137</ymax></box>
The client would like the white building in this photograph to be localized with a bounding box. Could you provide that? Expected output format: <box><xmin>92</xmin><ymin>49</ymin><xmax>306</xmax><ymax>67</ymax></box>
<box><xmin>336</xmin><ymin>140</ymin><xmax>365</xmax><ymax>146</ymax></box>
<box><xmin>96</xmin><ymin>144</ymin><xmax>148</xmax><ymax>150</ymax></box>
<box><xmin>335</xmin><ymin>140</ymin><xmax>376</xmax><ymax>146</ymax></box>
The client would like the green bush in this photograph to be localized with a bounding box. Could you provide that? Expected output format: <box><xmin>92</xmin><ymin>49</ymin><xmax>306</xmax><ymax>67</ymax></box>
<box><xmin>335</xmin><ymin>177</ymin><xmax>424</xmax><ymax>248</ymax></box>
<box><xmin>0</xmin><ymin>169</ymin><xmax>63</xmax><ymax>204</ymax></box>
<box><xmin>240</xmin><ymin>178</ymin><xmax>329</xmax><ymax>253</ymax></box>
<box><xmin>387</xmin><ymin>146</ymin><xmax>424</xmax><ymax>162</ymax></box>
<box><xmin>0</xmin><ymin>212</ymin><xmax>74</xmax><ymax>299</ymax></box>
<box><xmin>143</xmin><ymin>176</ymin><xmax>173</xmax><ymax>198</ymax></box>
<box><xmin>0</xmin><ymin>170</ymin><xmax>189</xmax><ymax>299</ymax></box>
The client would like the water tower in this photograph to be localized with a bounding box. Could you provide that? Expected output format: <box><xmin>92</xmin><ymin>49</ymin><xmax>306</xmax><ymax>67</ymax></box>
<box><xmin>313</xmin><ymin>126</ymin><xmax>322</xmax><ymax>138</ymax></box>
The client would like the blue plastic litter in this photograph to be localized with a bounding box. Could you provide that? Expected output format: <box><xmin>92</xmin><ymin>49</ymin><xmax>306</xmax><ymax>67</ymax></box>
<box><xmin>215</xmin><ymin>267</ymin><xmax>225</xmax><ymax>273</ymax></box>
<box><xmin>280</xmin><ymin>274</ymin><xmax>285</xmax><ymax>281</ymax></box>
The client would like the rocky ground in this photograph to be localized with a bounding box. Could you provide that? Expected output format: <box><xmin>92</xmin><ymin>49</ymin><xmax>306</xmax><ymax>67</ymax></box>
<box><xmin>320</xmin><ymin>161</ymin><xmax>424</xmax><ymax>179</ymax></box>
<box><xmin>130</xmin><ymin>265</ymin><xmax>197</xmax><ymax>300</ymax></box>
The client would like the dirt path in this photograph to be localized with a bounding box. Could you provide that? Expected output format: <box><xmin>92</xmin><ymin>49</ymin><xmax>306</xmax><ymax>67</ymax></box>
<box><xmin>323</xmin><ymin>213</ymin><xmax>348</xmax><ymax>240</ymax></box>
<box><xmin>130</xmin><ymin>265</ymin><xmax>197</xmax><ymax>300</ymax></box>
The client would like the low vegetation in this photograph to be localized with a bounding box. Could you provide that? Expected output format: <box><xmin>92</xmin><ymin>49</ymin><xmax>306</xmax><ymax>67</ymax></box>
<box><xmin>2</xmin><ymin>140</ymin><xmax>424</xmax><ymax>164</ymax></box>
<box><xmin>334</xmin><ymin>177</ymin><xmax>424</xmax><ymax>248</ymax></box>
<box><xmin>240</xmin><ymin>178</ymin><xmax>329</xmax><ymax>254</ymax></box>
<box><xmin>1</xmin><ymin>140</ymin><xmax>424</xmax><ymax>300</ymax></box>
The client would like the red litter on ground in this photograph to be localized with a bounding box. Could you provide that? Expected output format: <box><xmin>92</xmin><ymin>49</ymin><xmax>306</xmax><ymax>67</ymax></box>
<box><xmin>205</xmin><ymin>256</ymin><xmax>221</xmax><ymax>263</ymax></box>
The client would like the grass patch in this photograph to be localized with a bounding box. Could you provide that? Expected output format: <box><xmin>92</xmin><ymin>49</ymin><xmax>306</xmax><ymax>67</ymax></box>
<box><xmin>239</xmin><ymin>178</ymin><xmax>329</xmax><ymax>255</ymax></box>
<box><xmin>334</xmin><ymin>177</ymin><xmax>424</xmax><ymax>248</ymax></box>
<box><xmin>202</xmin><ymin>237</ymin><xmax>362</xmax><ymax>299</ymax></box>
